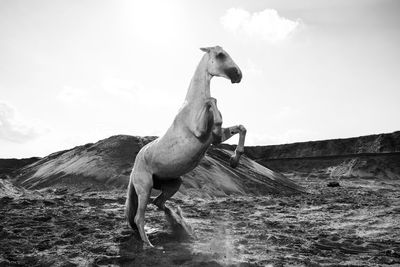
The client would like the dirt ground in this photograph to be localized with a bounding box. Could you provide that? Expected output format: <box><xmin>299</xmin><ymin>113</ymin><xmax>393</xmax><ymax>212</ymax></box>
<box><xmin>1</xmin><ymin>178</ymin><xmax>400</xmax><ymax>266</ymax></box>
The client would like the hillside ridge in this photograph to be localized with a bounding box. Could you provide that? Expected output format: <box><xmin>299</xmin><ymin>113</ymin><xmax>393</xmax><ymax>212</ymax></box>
<box><xmin>11</xmin><ymin>135</ymin><xmax>304</xmax><ymax>197</ymax></box>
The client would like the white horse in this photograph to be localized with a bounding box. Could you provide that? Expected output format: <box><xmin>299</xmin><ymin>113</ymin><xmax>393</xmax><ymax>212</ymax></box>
<box><xmin>126</xmin><ymin>46</ymin><xmax>246</xmax><ymax>247</ymax></box>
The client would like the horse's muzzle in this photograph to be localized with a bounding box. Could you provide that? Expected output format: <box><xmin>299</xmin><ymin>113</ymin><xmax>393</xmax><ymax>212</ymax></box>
<box><xmin>225</xmin><ymin>67</ymin><xmax>242</xmax><ymax>83</ymax></box>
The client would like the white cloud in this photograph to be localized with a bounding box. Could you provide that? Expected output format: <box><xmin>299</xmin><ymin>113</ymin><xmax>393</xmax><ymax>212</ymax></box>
<box><xmin>0</xmin><ymin>102</ymin><xmax>48</xmax><ymax>143</ymax></box>
<box><xmin>221</xmin><ymin>8</ymin><xmax>301</xmax><ymax>43</ymax></box>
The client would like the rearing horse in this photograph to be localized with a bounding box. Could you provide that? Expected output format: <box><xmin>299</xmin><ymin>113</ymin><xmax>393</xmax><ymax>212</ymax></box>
<box><xmin>126</xmin><ymin>46</ymin><xmax>246</xmax><ymax>247</ymax></box>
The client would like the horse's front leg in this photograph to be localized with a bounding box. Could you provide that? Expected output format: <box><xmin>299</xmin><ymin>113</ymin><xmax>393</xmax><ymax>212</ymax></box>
<box><xmin>218</xmin><ymin>125</ymin><xmax>247</xmax><ymax>168</ymax></box>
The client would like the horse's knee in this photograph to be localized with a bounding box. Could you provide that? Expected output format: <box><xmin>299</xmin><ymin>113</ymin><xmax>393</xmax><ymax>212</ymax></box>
<box><xmin>238</xmin><ymin>124</ymin><xmax>247</xmax><ymax>133</ymax></box>
<box><xmin>236</xmin><ymin>148</ymin><xmax>244</xmax><ymax>154</ymax></box>
<box><xmin>206</xmin><ymin>97</ymin><xmax>217</xmax><ymax>105</ymax></box>
<box><xmin>134</xmin><ymin>215</ymin><xmax>141</xmax><ymax>227</ymax></box>
<box><xmin>134</xmin><ymin>212</ymin><xmax>145</xmax><ymax>228</ymax></box>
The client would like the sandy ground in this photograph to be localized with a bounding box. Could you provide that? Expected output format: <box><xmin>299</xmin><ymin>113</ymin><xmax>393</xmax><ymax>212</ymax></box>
<box><xmin>1</xmin><ymin>178</ymin><xmax>400</xmax><ymax>266</ymax></box>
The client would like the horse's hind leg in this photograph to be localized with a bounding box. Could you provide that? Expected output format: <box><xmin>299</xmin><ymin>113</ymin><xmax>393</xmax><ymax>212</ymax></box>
<box><xmin>152</xmin><ymin>177</ymin><xmax>193</xmax><ymax>236</ymax></box>
<box><xmin>152</xmin><ymin>176</ymin><xmax>182</xmax><ymax>210</ymax></box>
<box><xmin>131</xmin><ymin>169</ymin><xmax>154</xmax><ymax>247</ymax></box>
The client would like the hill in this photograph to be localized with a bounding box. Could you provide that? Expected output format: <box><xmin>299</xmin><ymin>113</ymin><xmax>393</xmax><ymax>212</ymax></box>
<box><xmin>12</xmin><ymin>135</ymin><xmax>303</xmax><ymax>197</ymax></box>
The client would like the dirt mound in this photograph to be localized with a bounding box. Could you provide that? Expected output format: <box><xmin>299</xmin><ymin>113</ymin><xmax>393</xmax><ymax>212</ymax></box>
<box><xmin>0</xmin><ymin>178</ymin><xmax>24</xmax><ymax>198</ymax></box>
<box><xmin>13</xmin><ymin>135</ymin><xmax>303</xmax><ymax>196</ymax></box>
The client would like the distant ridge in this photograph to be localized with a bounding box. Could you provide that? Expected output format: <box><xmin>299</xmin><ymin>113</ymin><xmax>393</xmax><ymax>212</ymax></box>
<box><xmin>4</xmin><ymin>131</ymin><xmax>399</xmax><ymax>193</ymax></box>
<box><xmin>219</xmin><ymin>131</ymin><xmax>400</xmax><ymax>180</ymax></box>
<box><xmin>0</xmin><ymin>157</ymin><xmax>40</xmax><ymax>178</ymax></box>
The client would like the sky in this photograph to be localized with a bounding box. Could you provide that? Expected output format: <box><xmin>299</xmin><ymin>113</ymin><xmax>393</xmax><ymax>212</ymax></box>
<box><xmin>1</xmin><ymin>0</ymin><xmax>400</xmax><ymax>158</ymax></box>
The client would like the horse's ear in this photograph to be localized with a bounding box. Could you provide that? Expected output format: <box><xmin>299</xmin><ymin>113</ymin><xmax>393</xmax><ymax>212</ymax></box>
<box><xmin>200</xmin><ymin>47</ymin><xmax>211</xmax><ymax>53</ymax></box>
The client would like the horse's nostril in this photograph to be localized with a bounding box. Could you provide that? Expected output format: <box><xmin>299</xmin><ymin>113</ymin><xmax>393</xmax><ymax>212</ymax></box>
<box><xmin>225</xmin><ymin>67</ymin><xmax>242</xmax><ymax>83</ymax></box>
<box><xmin>235</xmin><ymin>69</ymin><xmax>242</xmax><ymax>83</ymax></box>
<box><xmin>237</xmin><ymin>70</ymin><xmax>242</xmax><ymax>79</ymax></box>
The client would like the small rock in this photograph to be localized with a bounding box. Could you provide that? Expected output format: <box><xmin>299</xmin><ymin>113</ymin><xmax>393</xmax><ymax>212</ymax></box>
<box><xmin>384</xmin><ymin>249</ymin><xmax>400</xmax><ymax>258</ymax></box>
<box><xmin>37</xmin><ymin>240</ymin><xmax>52</xmax><ymax>251</ymax></box>
<box><xmin>120</xmin><ymin>229</ymin><xmax>132</xmax><ymax>236</ymax></box>
<box><xmin>61</xmin><ymin>230</ymin><xmax>75</xmax><ymax>238</ymax></box>
<box><xmin>34</xmin><ymin>215</ymin><xmax>52</xmax><ymax>222</ymax></box>
<box><xmin>114</xmin><ymin>234</ymin><xmax>131</xmax><ymax>243</ymax></box>
<box><xmin>20</xmin><ymin>199</ymin><xmax>34</xmax><ymax>206</ymax></box>
<box><xmin>116</xmin><ymin>197</ymin><xmax>126</xmax><ymax>204</ymax></box>
<box><xmin>54</xmin><ymin>188</ymin><xmax>68</xmax><ymax>195</ymax></box>
<box><xmin>267</xmin><ymin>235</ymin><xmax>278</xmax><ymax>242</ymax></box>
<box><xmin>236</xmin><ymin>222</ymin><xmax>247</xmax><ymax>227</ymax></box>
<box><xmin>237</xmin><ymin>239</ymin><xmax>248</xmax><ymax>245</ymax></box>
<box><xmin>0</xmin><ymin>229</ymin><xmax>9</xmax><ymax>238</ymax></box>
<box><xmin>90</xmin><ymin>245</ymin><xmax>107</xmax><ymax>254</ymax></box>
<box><xmin>0</xmin><ymin>196</ymin><xmax>14</xmax><ymax>205</ymax></box>
<box><xmin>77</xmin><ymin>226</ymin><xmax>94</xmax><ymax>235</ymax></box>
<box><xmin>70</xmin><ymin>234</ymin><xmax>83</xmax><ymax>244</ymax></box>
<box><xmin>327</xmin><ymin>181</ymin><xmax>340</xmax><ymax>187</ymax></box>
<box><xmin>42</xmin><ymin>199</ymin><xmax>56</xmax><ymax>206</ymax></box>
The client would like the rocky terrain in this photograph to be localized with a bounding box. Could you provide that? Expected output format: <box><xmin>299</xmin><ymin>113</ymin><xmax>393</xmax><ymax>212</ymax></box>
<box><xmin>1</xmin><ymin>177</ymin><xmax>399</xmax><ymax>266</ymax></box>
<box><xmin>1</xmin><ymin>131</ymin><xmax>399</xmax><ymax>266</ymax></box>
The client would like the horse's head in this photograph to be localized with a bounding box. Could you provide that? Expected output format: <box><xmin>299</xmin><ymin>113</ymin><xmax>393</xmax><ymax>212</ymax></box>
<box><xmin>200</xmin><ymin>46</ymin><xmax>242</xmax><ymax>83</ymax></box>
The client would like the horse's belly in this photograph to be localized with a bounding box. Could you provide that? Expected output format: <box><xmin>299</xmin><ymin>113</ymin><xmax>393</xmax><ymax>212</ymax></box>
<box><xmin>149</xmin><ymin>137</ymin><xmax>210</xmax><ymax>177</ymax></box>
<box><xmin>154</xmin><ymin>155</ymin><xmax>203</xmax><ymax>177</ymax></box>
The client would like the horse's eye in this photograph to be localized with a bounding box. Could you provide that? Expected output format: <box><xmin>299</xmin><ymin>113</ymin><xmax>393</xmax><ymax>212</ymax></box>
<box><xmin>216</xmin><ymin>52</ymin><xmax>226</xmax><ymax>60</ymax></box>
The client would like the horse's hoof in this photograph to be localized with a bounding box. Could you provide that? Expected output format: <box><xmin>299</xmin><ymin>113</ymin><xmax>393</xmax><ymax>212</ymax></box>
<box><xmin>154</xmin><ymin>245</ymin><xmax>164</xmax><ymax>250</ymax></box>
<box><xmin>229</xmin><ymin>156</ymin><xmax>239</xmax><ymax>168</ymax></box>
<box><xmin>143</xmin><ymin>241</ymin><xmax>155</xmax><ymax>249</ymax></box>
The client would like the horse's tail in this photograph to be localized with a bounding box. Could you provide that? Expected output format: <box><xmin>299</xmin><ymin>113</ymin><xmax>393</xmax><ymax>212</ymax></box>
<box><xmin>125</xmin><ymin>180</ymin><xmax>139</xmax><ymax>233</ymax></box>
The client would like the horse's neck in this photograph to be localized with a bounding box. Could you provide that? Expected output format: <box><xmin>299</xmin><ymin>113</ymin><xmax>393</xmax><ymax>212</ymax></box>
<box><xmin>184</xmin><ymin>54</ymin><xmax>212</xmax><ymax>104</ymax></box>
